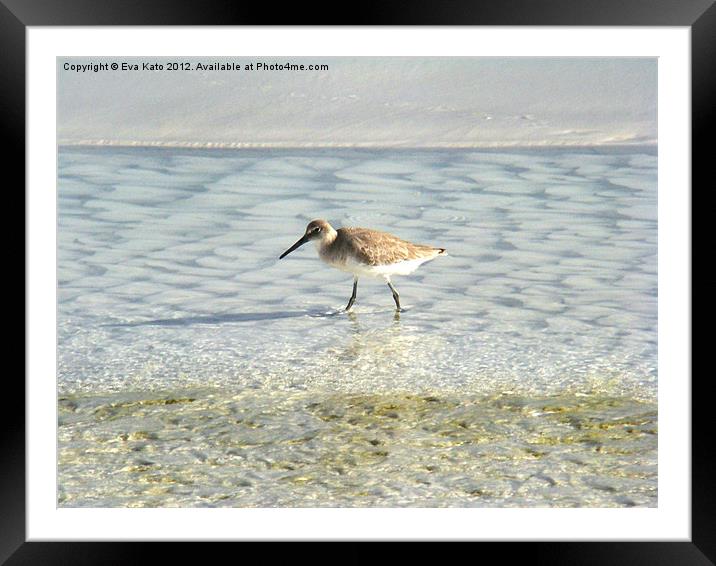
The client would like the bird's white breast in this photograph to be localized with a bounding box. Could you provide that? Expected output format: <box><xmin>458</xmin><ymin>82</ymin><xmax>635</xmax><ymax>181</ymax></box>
<box><xmin>323</xmin><ymin>253</ymin><xmax>432</xmax><ymax>279</ymax></box>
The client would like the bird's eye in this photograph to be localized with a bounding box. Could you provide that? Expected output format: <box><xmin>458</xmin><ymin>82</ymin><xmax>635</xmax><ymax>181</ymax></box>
<box><xmin>315</xmin><ymin>227</ymin><xmax>322</xmax><ymax>232</ymax></box>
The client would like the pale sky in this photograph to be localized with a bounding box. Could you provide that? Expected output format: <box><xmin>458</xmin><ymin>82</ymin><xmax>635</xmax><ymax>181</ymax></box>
<box><xmin>57</xmin><ymin>57</ymin><xmax>657</xmax><ymax>147</ymax></box>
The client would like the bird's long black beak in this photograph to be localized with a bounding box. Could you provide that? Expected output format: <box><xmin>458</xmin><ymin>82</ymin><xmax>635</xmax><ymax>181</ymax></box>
<box><xmin>279</xmin><ymin>234</ymin><xmax>310</xmax><ymax>259</ymax></box>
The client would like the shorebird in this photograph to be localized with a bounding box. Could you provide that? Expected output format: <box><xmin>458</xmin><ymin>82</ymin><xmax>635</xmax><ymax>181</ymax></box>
<box><xmin>279</xmin><ymin>219</ymin><xmax>446</xmax><ymax>311</ymax></box>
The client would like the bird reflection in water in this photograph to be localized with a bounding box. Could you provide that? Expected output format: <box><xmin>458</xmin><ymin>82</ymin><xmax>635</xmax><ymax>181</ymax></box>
<box><xmin>331</xmin><ymin>309</ymin><xmax>419</xmax><ymax>372</ymax></box>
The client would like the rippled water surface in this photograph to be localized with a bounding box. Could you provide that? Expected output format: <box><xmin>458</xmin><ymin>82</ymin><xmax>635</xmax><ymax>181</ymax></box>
<box><xmin>58</xmin><ymin>146</ymin><xmax>657</xmax><ymax>507</ymax></box>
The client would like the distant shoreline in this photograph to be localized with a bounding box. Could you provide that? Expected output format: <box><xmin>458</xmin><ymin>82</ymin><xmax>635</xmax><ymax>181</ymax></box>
<box><xmin>58</xmin><ymin>139</ymin><xmax>658</xmax><ymax>152</ymax></box>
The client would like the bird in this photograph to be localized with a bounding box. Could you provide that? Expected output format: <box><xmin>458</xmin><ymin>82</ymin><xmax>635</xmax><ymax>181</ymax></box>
<box><xmin>279</xmin><ymin>219</ymin><xmax>446</xmax><ymax>311</ymax></box>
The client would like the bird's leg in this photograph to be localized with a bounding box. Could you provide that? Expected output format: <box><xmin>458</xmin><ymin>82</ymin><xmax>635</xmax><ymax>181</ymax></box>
<box><xmin>345</xmin><ymin>277</ymin><xmax>358</xmax><ymax>311</ymax></box>
<box><xmin>387</xmin><ymin>280</ymin><xmax>402</xmax><ymax>311</ymax></box>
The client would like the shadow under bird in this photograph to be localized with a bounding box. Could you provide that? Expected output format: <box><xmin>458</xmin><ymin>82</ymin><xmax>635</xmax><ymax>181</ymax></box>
<box><xmin>279</xmin><ymin>219</ymin><xmax>447</xmax><ymax>311</ymax></box>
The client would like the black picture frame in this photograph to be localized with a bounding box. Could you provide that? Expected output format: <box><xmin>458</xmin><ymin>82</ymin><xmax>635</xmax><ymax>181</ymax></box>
<box><xmin>9</xmin><ymin>1</ymin><xmax>707</xmax><ymax>563</ymax></box>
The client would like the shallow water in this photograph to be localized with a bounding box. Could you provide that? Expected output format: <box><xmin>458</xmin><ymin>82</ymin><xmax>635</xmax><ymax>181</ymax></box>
<box><xmin>57</xmin><ymin>146</ymin><xmax>657</xmax><ymax>507</ymax></box>
<box><xmin>58</xmin><ymin>388</ymin><xmax>656</xmax><ymax>507</ymax></box>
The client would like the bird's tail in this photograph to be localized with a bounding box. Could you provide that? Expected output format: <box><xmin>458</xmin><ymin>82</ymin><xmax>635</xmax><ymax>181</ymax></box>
<box><xmin>436</xmin><ymin>248</ymin><xmax>448</xmax><ymax>256</ymax></box>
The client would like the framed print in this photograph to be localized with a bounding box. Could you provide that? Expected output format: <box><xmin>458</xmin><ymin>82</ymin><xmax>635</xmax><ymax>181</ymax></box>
<box><xmin>12</xmin><ymin>0</ymin><xmax>707</xmax><ymax>563</ymax></box>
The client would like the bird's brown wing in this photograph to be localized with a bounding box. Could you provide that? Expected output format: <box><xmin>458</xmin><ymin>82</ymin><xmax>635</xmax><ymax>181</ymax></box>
<box><xmin>338</xmin><ymin>228</ymin><xmax>440</xmax><ymax>266</ymax></box>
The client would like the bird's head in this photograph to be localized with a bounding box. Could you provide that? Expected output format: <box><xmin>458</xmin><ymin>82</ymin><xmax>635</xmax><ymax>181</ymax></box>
<box><xmin>279</xmin><ymin>219</ymin><xmax>335</xmax><ymax>259</ymax></box>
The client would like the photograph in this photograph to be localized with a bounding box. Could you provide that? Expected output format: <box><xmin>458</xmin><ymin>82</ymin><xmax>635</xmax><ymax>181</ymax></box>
<box><xmin>56</xmin><ymin>56</ymin><xmax>658</xmax><ymax>508</ymax></box>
